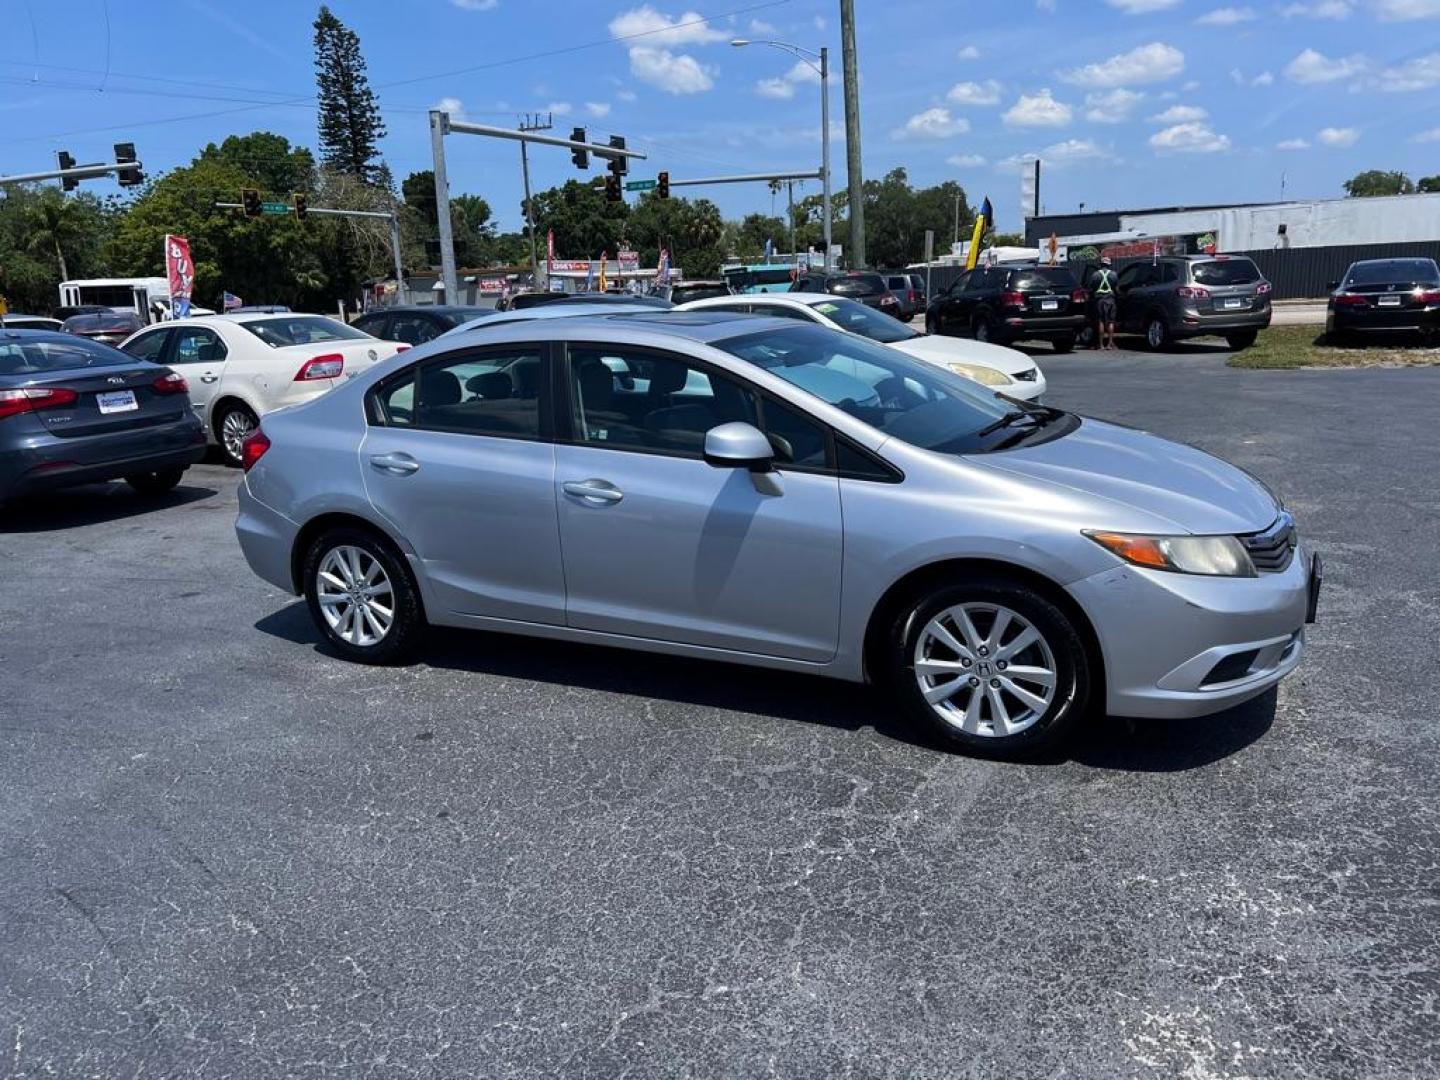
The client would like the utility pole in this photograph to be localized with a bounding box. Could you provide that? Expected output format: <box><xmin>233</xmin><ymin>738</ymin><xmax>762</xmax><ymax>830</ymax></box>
<box><xmin>953</xmin><ymin>193</ymin><xmax>962</xmax><ymax>247</ymax></box>
<box><xmin>429</xmin><ymin>110</ymin><xmax>458</xmax><ymax>303</ymax></box>
<box><xmin>787</xmin><ymin>180</ymin><xmax>796</xmax><ymax>262</ymax></box>
<box><xmin>839</xmin><ymin>0</ymin><xmax>865</xmax><ymax>268</ymax></box>
<box><xmin>518</xmin><ymin>113</ymin><xmax>552</xmax><ymax>285</ymax></box>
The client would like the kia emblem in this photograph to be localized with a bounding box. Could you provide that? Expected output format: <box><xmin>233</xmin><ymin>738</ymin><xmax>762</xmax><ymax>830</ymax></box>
<box><xmin>106</xmin><ymin>376</ymin><xmax>126</xmax><ymax>385</ymax></box>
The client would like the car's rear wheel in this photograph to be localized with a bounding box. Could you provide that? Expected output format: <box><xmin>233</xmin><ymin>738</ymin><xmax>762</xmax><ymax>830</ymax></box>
<box><xmin>303</xmin><ymin>527</ymin><xmax>424</xmax><ymax>664</ymax></box>
<box><xmin>125</xmin><ymin>468</ymin><xmax>184</xmax><ymax>495</ymax></box>
<box><xmin>1225</xmin><ymin>330</ymin><xmax>1258</xmax><ymax>350</ymax></box>
<box><xmin>1052</xmin><ymin>333</ymin><xmax>1076</xmax><ymax>354</ymax></box>
<box><xmin>1145</xmin><ymin>314</ymin><xmax>1171</xmax><ymax>352</ymax></box>
<box><xmin>886</xmin><ymin>581</ymin><xmax>1090</xmax><ymax>759</ymax></box>
<box><xmin>216</xmin><ymin>403</ymin><xmax>259</xmax><ymax>466</ymax></box>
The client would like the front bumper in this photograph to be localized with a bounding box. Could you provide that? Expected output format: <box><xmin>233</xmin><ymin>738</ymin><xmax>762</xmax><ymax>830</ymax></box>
<box><xmin>1067</xmin><ymin>545</ymin><xmax>1315</xmax><ymax>719</ymax></box>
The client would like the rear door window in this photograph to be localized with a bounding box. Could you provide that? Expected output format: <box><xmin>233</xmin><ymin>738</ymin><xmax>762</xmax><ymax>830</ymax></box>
<box><xmin>1192</xmin><ymin>259</ymin><xmax>1261</xmax><ymax>286</ymax></box>
<box><xmin>171</xmin><ymin>327</ymin><xmax>228</xmax><ymax>365</ymax></box>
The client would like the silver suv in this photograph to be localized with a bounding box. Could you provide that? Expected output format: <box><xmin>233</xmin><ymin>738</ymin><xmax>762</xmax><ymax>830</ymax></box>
<box><xmin>235</xmin><ymin>313</ymin><xmax>1318</xmax><ymax>759</ymax></box>
<box><xmin>1104</xmin><ymin>255</ymin><xmax>1273</xmax><ymax>351</ymax></box>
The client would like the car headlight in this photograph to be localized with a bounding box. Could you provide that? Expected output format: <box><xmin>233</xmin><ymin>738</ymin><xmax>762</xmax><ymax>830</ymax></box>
<box><xmin>947</xmin><ymin>362</ymin><xmax>1011</xmax><ymax>387</ymax></box>
<box><xmin>1084</xmin><ymin>531</ymin><xmax>1257</xmax><ymax>577</ymax></box>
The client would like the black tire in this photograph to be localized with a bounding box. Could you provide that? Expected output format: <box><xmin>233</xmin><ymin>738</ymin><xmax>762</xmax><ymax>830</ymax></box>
<box><xmin>925</xmin><ymin>314</ymin><xmax>939</xmax><ymax>336</ymax></box>
<box><xmin>885</xmin><ymin>579</ymin><xmax>1090</xmax><ymax>759</ymax></box>
<box><xmin>1144</xmin><ymin>314</ymin><xmax>1171</xmax><ymax>352</ymax></box>
<box><xmin>972</xmin><ymin>313</ymin><xmax>999</xmax><ymax>344</ymax></box>
<box><xmin>1052</xmin><ymin>333</ymin><xmax>1076</xmax><ymax>354</ymax></box>
<box><xmin>214</xmin><ymin>402</ymin><xmax>260</xmax><ymax>467</ymax></box>
<box><xmin>1225</xmin><ymin>330</ymin><xmax>1258</xmax><ymax>351</ymax></box>
<box><xmin>125</xmin><ymin>468</ymin><xmax>185</xmax><ymax>495</ymax></box>
<box><xmin>302</xmin><ymin>525</ymin><xmax>425</xmax><ymax>665</ymax></box>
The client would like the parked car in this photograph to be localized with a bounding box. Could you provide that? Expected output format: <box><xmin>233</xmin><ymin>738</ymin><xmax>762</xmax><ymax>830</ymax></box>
<box><xmin>0</xmin><ymin>315</ymin><xmax>64</xmax><ymax>331</ymax></box>
<box><xmin>352</xmin><ymin>305</ymin><xmax>494</xmax><ymax>346</ymax></box>
<box><xmin>1107</xmin><ymin>255</ymin><xmax>1273</xmax><ymax>351</ymax></box>
<box><xmin>235</xmin><ymin>312</ymin><xmax>1318</xmax><ymax>760</ymax></box>
<box><xmin>0</xmin><ymin>329</ymin><xmax>205</xmax><ymax>504</ymax></box>
<box><xmin>790</xmin><ymin>271</ymin><xmax>904</xmax><ymax>319</ymax></box>
<box><xmin>230</xmin><ymin>305</ymin><xmax>293</xmax><ymax>314</ymax></box>
<box><xmin>927</xmin><ymin>265</ymin><xmax>1086</xmax><ymax>352</ymax></box>
<box><xmin>662</xmin><ymin>281</ymin><xmax>732</xmax><ymax>305</ymax></box>
<box><xmin>61</xmin><ymin>310</ymin><xmax>146</xmax><ymax>346</ymax></box>
<box><xmin>885</xmin><ymin>273</ymin><xmax>927</xmax><ymax>321</ymax></box>
<box><xmin>117</xmin><ymin>313</ymin><xmax>407</xmax><ymax>465</ymax></box>
<box><xmin>503</xmin><ymin>291</ymin><xmax>673</xmax><ymax>312</ymax></box>
<box><xmin>676</xmin><ymin>292</ymin><xmax>1046</xmax><ymax>400</ymax></box>
<box><xmin>444</xmin><ymin>301</ymin><xmax>677</xmax><ymax>338</ymax></box>
<box><xmin>1325</xmin><ymin>257</ymin><xmax>1440</xmax><ymax>344</ymax></box>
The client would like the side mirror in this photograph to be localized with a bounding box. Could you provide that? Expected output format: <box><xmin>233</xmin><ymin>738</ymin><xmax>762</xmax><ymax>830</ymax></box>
<box><xmin>703</xmin><ymin>422</ymin><xmax>775</xmax><ymax>473</ymax></box>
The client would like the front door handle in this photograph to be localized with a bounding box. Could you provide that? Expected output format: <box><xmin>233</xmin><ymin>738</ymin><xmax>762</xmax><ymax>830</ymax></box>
<box><xmin>199</xmin><ymin>374</ymin><xmax>219</xmax><ymax>383</ymax></box>
<box><xmin>563</xmin><ymin>479</ymin><xmax>624</xmax><ymax>504</ymax></box>
<box><xmin>370</xmin><ymin>452</ymin><xmax>420</xmax><ymax>475</ymax></box>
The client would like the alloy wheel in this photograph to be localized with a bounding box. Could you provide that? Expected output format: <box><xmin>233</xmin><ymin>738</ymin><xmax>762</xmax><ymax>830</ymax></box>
<box><xmin>316</xmin><ymin>545</ymin><xmax>395</xmax><ymax>647</ymax></box>
<box><xmin>221</xmin><ymin>408</ymin><xmax>257</xmax><ymax>463</ymax></box>
<box><xmin>913</xmin><ymin>602</ymin><xmax>1057</xmax><ymax>738</ymax></box>
<box><xmin>1147</xmin><ymin>319</ymin><xmax>1166</xmax><ymax>350</ymax></box>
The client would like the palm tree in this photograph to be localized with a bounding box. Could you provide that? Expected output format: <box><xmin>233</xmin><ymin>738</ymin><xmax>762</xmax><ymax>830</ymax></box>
<box><xmin>25</xmin><ymin>195</ymin><xmax>87</xmax><ymax>281</ymax></box>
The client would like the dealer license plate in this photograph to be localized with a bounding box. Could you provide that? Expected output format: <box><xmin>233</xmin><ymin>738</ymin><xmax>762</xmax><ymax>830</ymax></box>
<box><xmin>1222</xmin><ymin>298</ymin><xmax>1245</xmax><ymax>310</ymax></box>
<box><xmin>1040</xmin><ymin>299</ymin><xmax>1059</xmax><ymax>311</ymax></box>
<box><xmin>1378</xmin><ymin>295</ymin><xmax>1402</xmax><ymax>307</ymax></box>
<box><xmin>96</xmin><ymin>389</ymin><xmax>138</xmax><ymax>415</ymax></box>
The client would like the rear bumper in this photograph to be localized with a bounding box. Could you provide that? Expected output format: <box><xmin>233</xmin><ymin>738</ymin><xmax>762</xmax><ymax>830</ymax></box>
<box><xmin>1326</xmin><ymin>306</ymin><xmax>1440</xmax><ymax>334</ymax></box>
<box><xmin>235</xmin><ymin>479</ymin><xmax>302</xmax><ymax>594</ymax></box>
<box><xmin>1173</xmin><ymin>309</ymin><xmax>1272</xmax><ymax>338</ymax></box>
<box><xmin>1005</xmin><ymin>314</ymin><xmax>1086</xmax><ymax>339</ymax></box>
<box><xmin>0</xmin><ymin>419</ymin><xmax>206</xmax><ymax>500</ymax></box>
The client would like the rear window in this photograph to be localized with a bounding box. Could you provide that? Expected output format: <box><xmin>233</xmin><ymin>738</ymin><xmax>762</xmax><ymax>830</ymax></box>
<box><xmin>0</xmin><ymin>335</ymin><xmax>124</xmax><ymax>374</ymax></box>
<box><xmin>1009</xmin><ymin>267</ymin><xmax>1077</xmax><ymax>291</ymax></box>
<box><xmin>1191</xmin><ymin>259</ymin><xmax>1262</xmax><ymax>286</ymax></box>
<box><xmin>1344</xmin><ymin>259</ymin><xmax>1440</xmax><ymax>287</ymax></box>
<box><xmin>61</xmin><ymin>312</ymin><xmax>142</xmax><ymax>333</ymax></box>
<box><xmin>828</xmin><ymin>273</ymin><xmax>886</xmax><ymax>297</ymax></box>
<box><xmin>241</xmin><ymin>316</ymin><xmax>370</xmax><ymax>346</ymax></box>
<box><xmin>670</xmin><ymin>285</ymin><xmax>732</xmax><ymax>304</ymax></box>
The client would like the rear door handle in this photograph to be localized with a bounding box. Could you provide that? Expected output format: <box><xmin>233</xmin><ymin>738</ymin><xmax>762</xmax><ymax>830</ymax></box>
<box><xmin>563</xmin><ymin>479</ymin><xmax>624</xmax><ymax>504</ymax></box>
<box><xmin>370</xmin><ymin>452</ymin><xmax>420</xmax><ymax>475</ymax></box>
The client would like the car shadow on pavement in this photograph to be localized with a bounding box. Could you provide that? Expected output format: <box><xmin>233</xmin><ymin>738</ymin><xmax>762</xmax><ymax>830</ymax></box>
<box><xmin>257</xmin><ymin>603</ymin><xmax>1277</xmax><ymax>770</ymax></box>
<box><xmin>0</xmin><ymin>483</ymin><xmax>217</xmax><ymax>533</ymax></box>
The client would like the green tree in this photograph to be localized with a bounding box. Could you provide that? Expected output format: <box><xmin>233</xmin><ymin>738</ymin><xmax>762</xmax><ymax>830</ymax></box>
<box><xmin>24</xmin><ymin>191</ymin><xmax>93</xmax><ymax>281</ymax></box>
<box><xmin>526</xmin><ymin>179</ymin><xmax>628</xmax><ymax>260</ymax></box>
<box><xmin>313</xmin><ymin>6</ymin><xmax>387</xmax><ymax>184</ymax></box>
<box><xmin>200</xmin><ymin>132</ymin><xmax>316</xmax><ymax>197</ymax></box>
<box><xmin>627</xmin><ymin>192</ymin><xmax>725</xmax><ymax>278</ymax></box>
<box><xmin>1418</xmin><ymin>175</ymin><xmax>1440</xmax><ymax>194</ymax></box>
<box><xmin>1343</xmin><ymin>170</ymin><xmax>1414</xmax><ymax>197</ymax></box>
<box><xmin>859</xmin><ymin>169</ymin><xmax>973</xmax><ymax>269</ymax></box>
<box><xmin>733</xmin><ymin>213</ymin><xmax>788</xmax><ymax>260</ymax></box>
<box><xmin>0</xmin><ymin>186</ymin><xmax>115</xmax><ymax>312</ymax></box>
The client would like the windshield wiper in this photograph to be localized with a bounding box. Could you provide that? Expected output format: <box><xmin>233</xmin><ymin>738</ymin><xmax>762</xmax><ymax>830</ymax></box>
<box><xmin>975</xmin><ymin>409</ymin><xmax>1040</xmax><ymax>438</ymax></box>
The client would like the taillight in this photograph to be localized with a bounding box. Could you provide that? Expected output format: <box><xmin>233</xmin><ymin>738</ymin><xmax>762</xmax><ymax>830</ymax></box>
<box><xmin>999</xmin><ymin>291</ymin><xmax>1026</xmax><ymax>307</ymax></box>
<box><xmin>908</xmin><ymin>290</ymin><xmax>919</xmax><ymax>303</ymax></box>
<box><xmin>1417</xmin><ymin>289</ymin><xmax>1440</xmax><ymax>304</ymax></box>
<box><xmin>1071</xmin><ymin>288</ymin><xmax>1089</xmax><ymax>304</ymax></box>
<box><xmin>1177</xmin><ymin>286</ymin><xmax>1210</xmax><ymax>299</ymax></box>
<box><xmin>394</xmin><ymin>344</ymin><xmax>412</xmax><ymax>353</ymax></box>
<box><xmin>1256</xmin><ymin>282</ymin><xmax>1273</xmax><ymax>297</ymax></box>
<box><xmin>1331</xmin><ymin>294</ymin><xmax>1368</xmax><ymax>307</ymax></box>
<box><xmin>152</xmin><ymin>371</ymin><xmax>188</xmax><ymax>395</ymax></box>
<box><xmin>240</xmin><ymin>427</ymin><xmax>271</xmax><ymax>472</ymax></box>
<box><xmin>0</xmin><ymin>386</ymin><xmax>78</xmax><ymax>421</ymax></box>
<box><xmin>295</xmin><ymin>353</ymin><xmax>345</xmax><ymax>381</ymax></box>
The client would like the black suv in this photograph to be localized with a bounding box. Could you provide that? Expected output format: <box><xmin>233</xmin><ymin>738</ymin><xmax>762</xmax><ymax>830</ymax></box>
<box><xmin>925</xmin><ymin>264</ymin><xmax>1085</xmax><ymax>352</ymax></box>
<box><xmin>790</xmin><ymin>271</ymin><xmax>903</xmax><ymax>318</ymax></box>
<box><xmin>1104</xmin><ymin>255</ymin><xmax>1272</xmax><ymax>351</ymax></box>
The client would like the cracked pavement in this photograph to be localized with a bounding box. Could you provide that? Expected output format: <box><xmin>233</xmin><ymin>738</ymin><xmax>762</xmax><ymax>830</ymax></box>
<box><xmin>1</xmin><ymin>345</ymin><xmax>1437</xmax><ymax>1078</ymax></box>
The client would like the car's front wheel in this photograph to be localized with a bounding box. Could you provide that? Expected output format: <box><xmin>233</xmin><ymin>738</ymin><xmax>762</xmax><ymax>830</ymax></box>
<box><xmin>215</xmin><ymin>403</ymin><xmax>259</xmax><ymax>467</ymax></box>
<box><xmin>303</xmin><ymin>527</ymin><xmax>424</xmax><ymax>664</ymax></box>
<box><xmin>886</xmin><ymin>581</ymin><xmax>1090</xmax><ymax>759</ymax></box>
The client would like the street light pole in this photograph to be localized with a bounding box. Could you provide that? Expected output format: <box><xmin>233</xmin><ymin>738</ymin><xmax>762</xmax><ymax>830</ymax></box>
<box><xmin>840</xmin><ymin>0</ymin><xmax>865</xmax><ymax>268</ymax></box>
<box><xmin>731</xmin><ymin>38</ymin><xmax>832</xmax><ymax>271</ymax></box>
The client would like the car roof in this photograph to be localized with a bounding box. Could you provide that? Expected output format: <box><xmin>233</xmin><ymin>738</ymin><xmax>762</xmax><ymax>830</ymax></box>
<box><xmin>372</xmin><ymin>304</ymin><xmax>490</xmax><ymax>315</ymax></box>
<box><xmin>452</xmin><ymin>310</ymin><xmax>790</xmax><ymax>347</ymax></box>
<box><xmin>685</xmin><ymin>292</ymin><xmax>824</xmax><ymax>308</ymax></box>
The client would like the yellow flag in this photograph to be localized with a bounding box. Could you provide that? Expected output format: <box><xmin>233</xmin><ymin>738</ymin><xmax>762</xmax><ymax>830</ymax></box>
<box><xmin>965</xmin><ymin>197</ymin><xmax>993</xmax><ymax>271</ymax></box>
<box><xmin>597</xmin><ymin>252</ymin><xmax>608</xmax><ymax>292</ymax></box>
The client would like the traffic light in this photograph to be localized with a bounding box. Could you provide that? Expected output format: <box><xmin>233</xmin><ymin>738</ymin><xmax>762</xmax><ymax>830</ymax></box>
<box><xmin>113</xmin><ymin>142</ymin><xmax>143</xmax><ymax>187</ymax></box>
<box><xmin>570</xmin><ymin>127</ymin><xmax>588</xmax><ymax>170</ymax></box>
<box><xmin>56</xmin><ymin>151</ymin><xmax>78</xmax><ymax>192</ymax></box>
<box><xmin>607</xmin><ymin>135</ymin><xmax>628</xmax><ymax>178</ymax></box>
<box><xmin>657</xmin><ymin>171</ymin><xmax>670</xmax><ymax>200</ymax></box>
<box><xmin>604</xmin><ymin>173</ymin><xmax>621</xmax><ymax>203</ymax></box>
<box><xmin>293</xmin><ymin>193</ymin><xmax>308</xmax><ymax>220</ymax></box>
<box><xmin>241</xmin><ymin>188</ymin><xmax>262</xmax><ymax>217</ymax></box>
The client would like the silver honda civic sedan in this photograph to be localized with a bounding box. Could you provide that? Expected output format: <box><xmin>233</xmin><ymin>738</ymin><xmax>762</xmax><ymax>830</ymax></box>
<box><xmin>235</xmin><ymin>312</ymin><xmax>1319</xmax><ymax>758</ymax></box>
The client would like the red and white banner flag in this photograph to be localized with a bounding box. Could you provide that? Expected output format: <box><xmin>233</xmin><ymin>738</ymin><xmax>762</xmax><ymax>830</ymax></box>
<box><xmin>164</xmin><ymin>234</ymin><xmax>194</xmax><ymax>319</ymax></box>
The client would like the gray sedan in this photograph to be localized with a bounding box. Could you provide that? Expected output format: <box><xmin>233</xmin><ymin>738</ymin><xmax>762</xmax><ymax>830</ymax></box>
<box><xmin>235</xmin><ymin>313</ymin><xmax>1319</xmax><ymax>758</ymax></box>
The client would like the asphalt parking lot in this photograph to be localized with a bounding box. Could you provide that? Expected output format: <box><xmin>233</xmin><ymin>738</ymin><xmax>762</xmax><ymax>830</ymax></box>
<box><xmin>3</xmin><ymin>344</ymin><xmax>1438</xmax><ymax>1079</ymax></box>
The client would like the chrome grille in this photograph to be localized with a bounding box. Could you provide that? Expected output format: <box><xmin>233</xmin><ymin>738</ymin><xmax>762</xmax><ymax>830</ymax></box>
<box><xmin>1241</xmin><ymin>514</ymin><xmax>1297</xmax><ymax>573</ymax></box>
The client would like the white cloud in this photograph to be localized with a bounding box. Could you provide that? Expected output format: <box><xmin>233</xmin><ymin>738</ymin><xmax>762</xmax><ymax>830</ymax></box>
<box><xmin>433</xmin><ymin>96</ymin><xmax>466</xmax><ymax>120</ymax></box>
<box><xmin>607</xmin><ymin>6</ymin><xmax>727</xmax><ymax>45</ymax></box>
<box><xmin>1150</xmin><ymin>121</ymin><xmax>1231</xmax><ymax>152</ymax></box>
<box><xmin>1036</xmin><ymin>0</ymin><xmax>1056</xmax><ymax>11</ymax></box>
<box><xmin>1374</xmin><ymin>52</ymin><xmax>1440</xmax><ymax>90</ymax></box>
<box><xmin>947</xmin><ymin>153</ymin><xmax>988</xmax><ymax>167</ymax></box>
<box><xmin>1317</xmin><ymin>126</ymin><xmax>1361</xmax><ymax>146</ymax></box>
<box><xmin>1277</xmin><ymin>137</ymin><xmax>1311</xmax><ymax>149</ymax></box>
<box><xmin>616</xmin><ymin>88</ymin><xmax>638</xmax><ymax>102</ymax></box>
<box><xmin>1282</xmin><ymin>0</ymin><xmax>1352</xmax><ymax>14</ymax></box>
<box><xmin>1063</xmin><ymin>43</ymin><xmax>1186</xmax><ymax>87</ymax></box>
<box><xmin>1085</xmin><ymin>88</ymin><xmax>1145</xmax><ymax>122</ymax></box>
<box><xmin>957</xmin><ymin>45</ymin><xmax>981</xmax><ymax>60</ymax></box>
<box><xmin>1150</xmin><ymin>103</ymin><xmax>1208</xmax><ymax>122</ymax></box>
<box><xmin>1412</xmin><ymin>126</ymin><xmax>1440</xmax><ymax>142</ymax></box>
<box><xmin>1108</xmin><ymin>0</ymin><xmax>1182</xmax><ymax>11</ymax></box>
<box><xmin>754</xmin><ymin>60</ymin><xmax>819</xmax><ymax>99</ymax></box>
<box><xmin>1374</xmin><ymin>0</ymin><xmax>1440</xmax><ymax>18</ymax></box>
<box><xmin>1003</xmin><ymin>89</ymin><xmax>1074</xmax><ymax>127</ymax></box>
<box><xmin>947</xmin><ymin>79</ymin><xmax>1003</xmax><ymax>106</ymax></box>
<box><xmin>1252</xmin><ymin>70</ymin><xmax>1275</xmax><ymax>85</ymax></box>
<box><xmin>451</xmin><ymin>0</ymin><xmax>498</xmax><ymax>9</ymax></box>
<box><xmin>893</xmin><ymin>107</ymin><xmax>971</xmax><ymax>140</ymax></box>
<box><xmin>1285</xmin><ymin>48</ymin><xmax>1368</xmax><ymax>83</ymax></box>
<box><xmin>545</xmin><ymin>101</ymin><xmax>572</xmax><ymax>116</ymax></box>
<box><xmin>584</xmin><ymin>101</ymin><xmax>611</xmax><ymax>117</ymax></box>
<box><xmin>998</xmin><ymin>139</ymin><xmax>1113</xmax><ymax>172</ymax></box>
<box><xmin>627</xmin><ymin>47</ymin><xmax>713</xmax><ymax>93</ymax></box>
<box><xmin>1197</xmin><ymin>6</ymin><xmax>1257</xmax><ymax>24</ymax></box>
<box><xmin>748</xmin><ymin>18</ymin><xmax>777</xmax><ymax>33</ymax></box>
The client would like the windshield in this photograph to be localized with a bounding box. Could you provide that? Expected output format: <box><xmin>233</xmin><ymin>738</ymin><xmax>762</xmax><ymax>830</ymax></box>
<box><xmin>1344</xmin><ymin>259</ymin><xmax>1440</xmax><ymax>287</ymax></box>
<box><xmin>828</xmin><ymin>273</ymin><xmax>886</xmax><ymax>297</ymax></box>
<box><xmin>806</xmin><ymin>297</ymin><xmax>919</xmax><ymax>343</ymax></box>
<box><xmin>712</xmin><ymin>323</ymin><xmax>1049</xmax><ymax>455</ymax></box>
<box><xmin>0</xmin><ymin>334</ymin><xmax>125</xmax><ymax>374</ymax></box>
<box><xmin>725</xmin><ymin>268</ymin><xmax>794</xmax><ymax>289</ymax></box>
<box><xmin>241</xmin><ymin>316</ymin><xmax>370</xmax><ymax>347</ymax></box>
<box><xmin>1191</xmin><ymin>259</ymin><xmax>1262</xmax><ymax>286</ymax></box>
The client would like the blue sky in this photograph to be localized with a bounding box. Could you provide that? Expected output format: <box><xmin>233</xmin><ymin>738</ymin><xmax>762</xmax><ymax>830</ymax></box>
<box><xmin>3</xmin><ymin>0</ymin><xmax>1438</xmax><ymax>235</ymax></box>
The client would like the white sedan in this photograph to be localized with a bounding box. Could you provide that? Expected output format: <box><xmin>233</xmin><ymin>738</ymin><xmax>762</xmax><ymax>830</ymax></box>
<box><xmin>677</xmin><ymin>292</ymin><xmax>1046</xmax><ymax>400</ymax></box>
<box><xmin>118</xmin><ymin>314</ymin><xmax>407</xmax><ymax>464</ymax></box>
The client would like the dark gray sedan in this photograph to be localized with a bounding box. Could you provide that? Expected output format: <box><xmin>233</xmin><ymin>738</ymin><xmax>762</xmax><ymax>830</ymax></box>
<box><xmin>0</xmin><ymin>330</ymin><xmax>206</xmax><ymax>505</ymax></box>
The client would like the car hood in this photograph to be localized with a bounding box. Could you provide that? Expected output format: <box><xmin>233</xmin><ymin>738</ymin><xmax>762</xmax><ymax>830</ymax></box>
<box><xmin>889</xmin><ymin>335</ymin><xmax>1035</xmax><ymax>377</ymax></box>
<box><xmin>979</xmin><ymin>418</ymin><xmax>1279</xmax><ymax>536</ymax></box>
